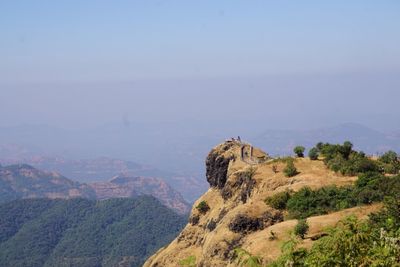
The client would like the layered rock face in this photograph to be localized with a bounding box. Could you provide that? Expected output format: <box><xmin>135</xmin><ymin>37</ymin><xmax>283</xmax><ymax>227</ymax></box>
<box><xmin>144</xmin><ymin>141</ymin><xmax>374</xmax><ymax>266</ymax></box>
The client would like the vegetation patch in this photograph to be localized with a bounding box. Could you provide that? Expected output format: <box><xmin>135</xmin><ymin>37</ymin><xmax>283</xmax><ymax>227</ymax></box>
<box><xmin>196</xmin><ymin>201</ymin><xmax>210</xmax><ymax>214</ymax></box>
<box><xmin>293</xmin><ymin>146</ymin><xmax>305</xmax><ymax>158</ymax></box>
<box><xmin>314</xmin><ymin>141</ymin><xmax>381</xmax><ymax>175</ymax></box>
<box><xmin>179</xmin><ymin>255</ymin><xmax>196</xmax><ymax>267</ymax></box>
<box><xmin>283</xmin><ymin>159</ymin><xmax>299</xmax><ymax>177</ymax></box>
<box><xmin>308</xmin><ymin>147</ymin><xmax>319</xmax><ymax>160</ymax></box>
<box><xmin>377</xmin><ymin>150</ymin><xmax>400</xmax><ymax>174</ymax></box>
<box><xmin>270</xmin><ymin>197</ymin><xmax>400</xmax><ymax>266</ymax></box>
<box><xmin>0</xmin><ymin>196</ymin><xmax>186</xmax><ymax>267</ymax></box>
<box><xmin>265</xmin><ymin>191</ymin><xmax>291</xmax><ymax>210</ymax></box>
<box><xmin>265</xmin><ymin>171</ymin><xmax>400</xmax><ymax>219</ymax></box>
<box><xmin>294</xmin><ymin>219</ymin><xmax>309</xmax><ymax>239</ymax></box>
<box><xmin>234</xmin><ymin>248</ymin><xmax>262</xmax><ymax>267</ymax></box>
<box><xmin>229</xmin><ymin>214</ymin><xmax>264</xmax><ymax>234</ymax></box>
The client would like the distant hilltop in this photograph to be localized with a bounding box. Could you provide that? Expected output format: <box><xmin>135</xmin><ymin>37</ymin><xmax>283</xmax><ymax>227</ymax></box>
<box><xmin>145</xmin><ymin>140</ymin><xmax>400</xmax><ymax>266</ymax></box>
<box><xmin>0</xmin><ymin>164</ymin><xmax>190</xmax><ymax>214</ymax></box>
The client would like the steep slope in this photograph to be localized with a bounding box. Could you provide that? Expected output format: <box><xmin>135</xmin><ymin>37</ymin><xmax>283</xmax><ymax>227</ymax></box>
<box><xmin>90</xmin><ymin>175</ymin><xmax>190</xmax><ymax>214</ymax></box>
<box><xmin>0</xmin><ymin>164</ymin><xmax>95</xmax><ymax>202</ymax></box>
<box><xmin>0</xmin><ymin>196</ymin><xmax>186</xmax><ymax>267</ymax></box>
<box><xmin>144</xmin><ymin>141</ymin><xmax>379</xmax><ymax>267</ymax></box>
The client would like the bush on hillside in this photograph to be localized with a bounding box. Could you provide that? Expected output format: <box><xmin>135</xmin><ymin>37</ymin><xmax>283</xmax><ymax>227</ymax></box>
<box><xmin>294</xmin><ymin>219</ymin><xmax>309</xmax><ymax>239</ymax></box>
<box><xmin>196</xmin><ymin>201</ymin><xmax>210</xmax><ymax>214</ymax></box>
<box><xmin>283</xmin><ymin>159</ymin><xmax>299</xmax><ymax>177</ymax></box>
<box><xmin>270</xmin><ymin>200</ymin><xmax>400</xmax><ymax>267</ymax></box>
<box><xmin>308</xmin><ymin>147</ymin><xmax>319</xmax><ymax>160</ymax></box>
<box><xmin>274</xmin><ymin>172</ymin><xmax>400</xmax><ymax>219</ymax></box>
<box><xmin>286</xmin><ymin>186</ymin><xmax>356</xmax><ymax>219</ymax></box>
<box><xmin>265</xmin><ymin>191</ymin><xmax>291</xmax><ymax>210</ymax></box>
<box><xmin>378</xmin><ymin>151</ymin><xmax>400</xmax><ymax>174</ymax></box>
<box><xmin>293</xmin><ymin>146</ymin><xmax>305</xmax><ymax>158</ymax></box>
<box><xmin>316</xmin><ymin>141</ymin><xmax>380</xmax><ymax>176</ymax></box>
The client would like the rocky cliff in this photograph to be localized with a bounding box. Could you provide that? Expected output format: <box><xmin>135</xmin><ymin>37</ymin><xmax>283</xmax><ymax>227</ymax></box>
<box><xmin>144</xmin><ymin>141</ymin><xmax>378</xmax><ymax>266</ymax></box>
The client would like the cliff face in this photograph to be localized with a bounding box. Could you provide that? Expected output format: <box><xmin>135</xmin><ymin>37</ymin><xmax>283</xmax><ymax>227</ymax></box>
<box><xmin>144</xmin><ymin>141</ymin><xmax>377</xmax><ymax>266</ymax></box>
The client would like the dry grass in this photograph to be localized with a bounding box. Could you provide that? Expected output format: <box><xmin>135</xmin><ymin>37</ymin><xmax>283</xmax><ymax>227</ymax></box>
<box><xmin>144</xmin><ymin>142</ymin><xmax>383</xmax><ymax>267</ymax></box>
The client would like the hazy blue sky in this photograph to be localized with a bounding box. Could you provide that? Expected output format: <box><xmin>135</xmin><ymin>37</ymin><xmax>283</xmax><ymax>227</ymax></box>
<box><xmin>1</xmin><ymin>1</ymin><xmax>399</xmax><ymax>131</ymax></box>
<box><xmin>1</xmin><ymin>1</ymin><xmax>399</xmax><ymax>82</ymax></box>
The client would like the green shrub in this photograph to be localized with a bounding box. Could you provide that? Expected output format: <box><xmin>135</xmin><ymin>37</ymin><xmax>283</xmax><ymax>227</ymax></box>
<box><xmin>286</xmin><ymin>186</ymin><xmax>356</xmax><ymax>219</ymax></box>
<box><xmin>379</xmin><ymin>150</ymin><xmax>398</xmax><ymax>164</ymax></box>
<box><xmin>294</xmin><ymin>219</ymin><xmax>309</xmax><ymax>239</ymax></box>
<box><xmin>0</xmin><ymin>197</ymin><xmax>186</xmax><ymax>267</ymax></box>
<box><xmin>317</xmin><ymin>141</ymin><xmax>381</xmax><ymax>176</ymax></box>
<box><xmin>378</xmin><ymin>151</ymin><xmax>400</xmax><ymax>174</ymax></box>
<box><xmin>308</xmin><ymin>147</ymin><xmax>319</xmax><ymax>160</ymax></box>
<box><xmin>179</xmin><ymin>255</ymin><xmax>196</xmax><ymax>267</ymax></box>
<box><xmin>293</xmin><ymin>146</ymin><xmax>305</xmax><ymax>158</ymax></box>
<box><xmin>285</xmin><ymin>174</ymin><xmax>400</xmax><ymax>219</ymax></box>
<box><xmin>265</xmin><ymin>191</ymin><xmax>291</xmax><ymax>210</ymax></box>
<box><xmin>271</xmin><ymin>201</ymin><xmax>400</xmax><ymax>267</ymax></box>
<box><xmin>196</xmin><ymin>201</ymin><xmax>210</xmax><ymax>214</ymax></box>
<box><xmin>283</xmin><ymin>160</ymin><xmax>298</xmax><ymax>177</ymax></box>
<box><xmin>234</xmin><ymin>248</ymin><xmax>262</xmax><ymax>267</ymax></box>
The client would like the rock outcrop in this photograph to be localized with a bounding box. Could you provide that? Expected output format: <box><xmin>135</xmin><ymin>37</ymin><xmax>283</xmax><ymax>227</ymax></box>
<box><xmin>144</xmin><ymin>141</ymin><xmax>376</xmax><ymax>266</ymax></box>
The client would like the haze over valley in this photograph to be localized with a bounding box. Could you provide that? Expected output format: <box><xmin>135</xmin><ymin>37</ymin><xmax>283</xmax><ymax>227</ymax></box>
<box><xmin>1</xmin><ymin>1</ymin><xmax>399</xmax><ymax>266</ymax></box>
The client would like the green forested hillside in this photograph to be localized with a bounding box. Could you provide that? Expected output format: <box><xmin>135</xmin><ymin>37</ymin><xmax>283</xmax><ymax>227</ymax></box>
<box><xmin>0</xmin><ymin>196</ymin><xmax>186</xmax><ymax>267</ymax></box>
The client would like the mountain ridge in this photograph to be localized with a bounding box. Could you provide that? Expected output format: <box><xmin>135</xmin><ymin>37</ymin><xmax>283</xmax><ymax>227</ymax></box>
<box><xmin>0</xmin><ymin>164</ymin><xmax>190</xmax><ymax>214</ymax></box>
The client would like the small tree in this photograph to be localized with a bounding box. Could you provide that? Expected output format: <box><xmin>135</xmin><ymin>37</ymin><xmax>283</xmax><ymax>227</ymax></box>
<box><xmin>294</xmin><ymin>219</ymin><xmax>309</xmax><ymax>239</ymax></box>
<box><xmin>196</xmin><ymin>201</ymin><xmax>210</xmax><ymax>214</ymax></box>
<box><xmin>308</xmin><ymin>147</ymin><xmax>319</xmax><ymax>160</ymax></box>
<box><xmin>379</xmin><ymin>150</ymin><xmax>398</xmax><ymax>164</ymax></box>
<box><xmin>341</xmin><ymin>141</ymin><xmax>353</xmax><ymax>160</ymax></box>
<box><xmin>294</xmin><ymin>146</ymin><xmax>305</xmax><ymax>157</ymax></box>
<box><xmin>265</xmin><ymin>191</ymin><xmax>291</xmax><ymax>210</ymax></box>
<box><xmin>284</xmin><ymin>160</ymin><xmax>298</xmax><ymax>177</ymax></box>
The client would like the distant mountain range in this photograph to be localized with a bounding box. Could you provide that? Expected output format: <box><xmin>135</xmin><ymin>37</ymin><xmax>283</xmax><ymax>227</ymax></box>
<box><xmin>0</xmin><ymin>155</ymin><xmax>207</xmax><ymax>203</ymax></box>
<box><xmin>0</xmin><ymin>164</ymin><xmax>95</xmax><ymax>201</ymax></box>
<box><xmin>254</xmin><ymin>123</ymin><xmax>400</xmax><ymax>156</ymax></box>
<box><xmin>0</xmin><ymin>122</ymin><xmax>399</xmax><ymax>203</ymax></box>
<box><xmin>90</xmin><ymin>175</ymin><xmax>190</xmax><ymax>214</ymax></box>
<box><xmin>0</xmin><ymin>164</ymin><xmax>190</xmax><ymax>214</ymax></box>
